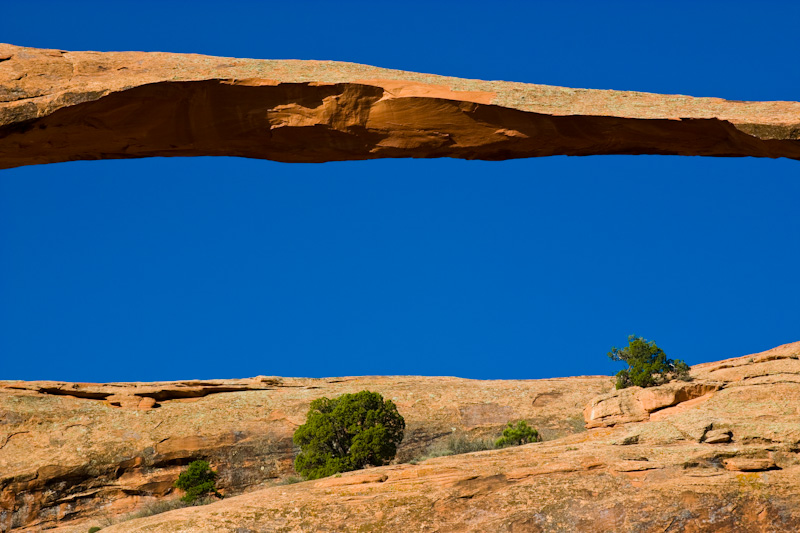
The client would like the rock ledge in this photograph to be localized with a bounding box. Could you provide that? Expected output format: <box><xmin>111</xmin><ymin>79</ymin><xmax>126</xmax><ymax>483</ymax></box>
<box><xmin>2</xmin><ymin>43</ymin><xmax>799</xmax><ymax>169</ymax></box>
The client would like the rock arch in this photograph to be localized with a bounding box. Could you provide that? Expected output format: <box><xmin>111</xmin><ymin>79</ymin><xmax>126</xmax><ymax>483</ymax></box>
<box><xmin>1</xmin><ymin>43</ymin><xmax>799</xmax><ymax>169</ymax></box>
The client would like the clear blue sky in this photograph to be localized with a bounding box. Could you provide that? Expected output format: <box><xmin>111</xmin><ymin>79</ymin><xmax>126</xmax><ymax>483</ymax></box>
<box><xmin>1</xmin><ymin>1</ymin><xmax>798</xmax><ymax>382</ymax></box>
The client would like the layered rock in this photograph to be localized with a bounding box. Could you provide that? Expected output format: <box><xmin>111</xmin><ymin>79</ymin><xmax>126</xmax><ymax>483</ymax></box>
<box><xmin>0</xmin><ymin>374</ymin><xmax>608</xmax><ymax>531</ymax></box>
<box><xmin>79</xmin><ymin>341</ymin><xmax>800</xmax><ymax>533</ymax></box>
<box><xmin>585</xmin><ymin>340</ymin><xmax>800</xmax><ymax>428</ymax></box>
<box><xmin>3</xmin><ymin>342</ymin><xmax>799</xmax><ymax>532</ymax></box>
<box><xmin>1</xmin><ymin>43</ymin><xmax>799</xmax><ymax>170</ymax></box>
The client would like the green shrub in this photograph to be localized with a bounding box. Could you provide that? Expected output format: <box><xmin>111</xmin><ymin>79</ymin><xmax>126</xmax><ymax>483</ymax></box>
<box><xmin>608</xmin><ymin>335</ymin><xmax>691</xmax><ymax>389</ymax></box>
<box><xmin>412</xmin><ymin>433</ymin><xmax>496</xmax><ymax>462</ymax></box>
<box><xmin>293</xmin><ymin>390</ymin><xmax>405</xmax><ymax>480</ymax></box>
<box><xmin>88</xmin><ymin>528</ymin><xmax>102</xmax><ymax>533</ymax></box>
<box><xmin>495</xmin><ymin>421</ymin><xmax>541</xmax><ymax>448</ymax></box>
<box><xmin>174</xmin><ymin>460</ymin><xmax>221</xmax><ymax>503</ymax></box>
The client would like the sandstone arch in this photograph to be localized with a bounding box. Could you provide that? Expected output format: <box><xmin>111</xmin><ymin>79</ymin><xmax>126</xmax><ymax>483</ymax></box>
<box><xmin>1</xmin><ymin>43</ymin><xmax>799</xmax><ymax>169</ymax></box>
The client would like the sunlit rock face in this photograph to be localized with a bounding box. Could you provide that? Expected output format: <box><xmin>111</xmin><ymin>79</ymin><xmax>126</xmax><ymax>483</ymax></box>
<box><xmin>2</xmin><ymin>342</ymin><xmax>800</xmax><ymax>532</ymax></box>
<box><xmin>97</xmin><ymin>342</ymin><xmax>800</xmax><ymax>533</ymax></box>
<box><xmin>1</xmin><ymin>43</ymin><xmax>799</xmax><ymax>170</ymax></box>
<box><xmin>0</xmin><ymin>374</ymin><xmax>608</xmax><ymax>531</ymax></box>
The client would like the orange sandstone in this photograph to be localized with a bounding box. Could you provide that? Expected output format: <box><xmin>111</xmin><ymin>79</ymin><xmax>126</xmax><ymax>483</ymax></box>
<box><xmin>2</xmin><ymin>342</ymin><xmax>799</xmax><ymax>531</ymax></box>
<box><xmin>1</xmin><ymin>43</ymin><xmax>799</xmax><ymax>170</ymax></box>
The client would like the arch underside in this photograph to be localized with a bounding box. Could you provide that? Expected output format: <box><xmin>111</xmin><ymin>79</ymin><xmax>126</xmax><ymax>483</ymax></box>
<box><xmin>1</xmin><ymin>45</ymin><xmax>798</xmax><ymax>169</ymax></box>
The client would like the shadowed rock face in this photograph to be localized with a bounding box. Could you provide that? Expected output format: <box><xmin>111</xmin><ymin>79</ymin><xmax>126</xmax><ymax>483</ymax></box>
<box><xmin>1</xmin><ymin>43</ymin><xmax>799</xmax><ymax>169</ymax></box>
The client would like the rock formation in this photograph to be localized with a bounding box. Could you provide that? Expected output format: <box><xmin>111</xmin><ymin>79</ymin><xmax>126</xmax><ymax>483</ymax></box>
<box><xmin>90</xmin><ymin>341</ymin><xmax>800</xmax><ymax>533</ymax></box>
<box><xmin>0</xmin><ymin>374</ymin><xmax>607</xmax><ymax>531</ymax></box>
<box><xmin>1</xmin><ymin>43</ymin><xmax>799</xmax><ymax>170</ymax></box>
<box><xmin>2</xmin><ymin>342</ymin><xmax>799</xmax><ymax>532</ymax></box>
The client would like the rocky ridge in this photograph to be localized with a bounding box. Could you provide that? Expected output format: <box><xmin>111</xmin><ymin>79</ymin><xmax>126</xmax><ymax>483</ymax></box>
<box><xmin>0</xmin><ymin>374</ymin><xmax>607</xmax><ymax>531</ymax></box>
<box><xmin>90</xmin><ymin>341</ymin><xmax>800</xmax><ymax>532</ymax></box>
<box><xmin>2</xmin><ymin>342</ymin><xmax>799</xmax><ymax>531</ymax></box>
<box><xmin>1</xmin><ymin>43</ymin><xmax>799</xmax><ymax>169</ymax></box>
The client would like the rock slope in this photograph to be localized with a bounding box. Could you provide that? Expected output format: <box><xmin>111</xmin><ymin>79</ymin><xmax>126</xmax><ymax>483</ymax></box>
<box><xmin>0</xmin><ymin>374</ymin><xmax>608</xmax><ymax>531</ymax></box>
<box><xmin>1</xmin><ymin>43</ymin><xmax>799</xmax><ymax>169</ymax></box>
<box><xmin>85</xmin><ymin>341</ymin><xmax>800</xmax><ymax>532</ymax></box>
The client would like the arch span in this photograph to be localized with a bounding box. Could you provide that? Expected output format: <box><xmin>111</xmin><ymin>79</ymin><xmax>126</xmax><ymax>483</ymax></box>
<box><xmin>1</xmin><ymin>43</ymin><xmax>798</xmax><ymax>169</ymax></box>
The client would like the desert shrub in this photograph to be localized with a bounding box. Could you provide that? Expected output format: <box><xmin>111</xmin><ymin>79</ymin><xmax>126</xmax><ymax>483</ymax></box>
<box><xmin>88</xmin><ymin>528</ymin><xmax>102</xmax><ymax>533</ymax></box>
<box><xmin>608</xmin><ymin>335</ymin><xmax>691</xmax><ymax>389</ymax></box>
<box><xmin>409</xmin><ymin>421</ymin><xmax>545</xmax><ymax>464</ymax></box>
<box><xmin>408</xmin><ymin>433</ymin><xmax>500</xmax><ymax>464</ymax></box>
<box><xmin>428</xmin><ymin>434</ymin><xmax>495</xmax><ymax>458</ymax></box>
<box><xmin>444</xmin><ymin>434</ymin><xmax>496</xmax><ymax>454</ymax></box>
<box><xmin>125</xmin><ymin>498</ymin><xmax>188</xmax><ymax>520</ymax></box>
<box><xmin>275</xmin><ymin>475</ymin><xmax>304</xmax><ymax>485</ymax></box>
<box><xmin>293</xmin><ymin>390</ymin><xmax>405</xmax><ymax>480</ymax></box>
<box><xmin>495</xmin><ymin>420</ymin><xmax>541</xmax><ymax>448</ymax></box>
<box><xmin>174</xmin><ymin>460</ymin><xmax>221</xmax><ymax>503</ymax></box>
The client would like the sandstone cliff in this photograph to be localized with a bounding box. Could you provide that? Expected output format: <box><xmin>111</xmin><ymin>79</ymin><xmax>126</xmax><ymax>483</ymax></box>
<box><xmin>1</xmin><ymin>43</ymin><xmax>799</xmax><ymax>170</ymax></box>
<box><xmin>2</xmin><ymin>342</ymin><xmax>799</xmax><ymax>532</ymax></box>
<box><xmin>0</xmin><ymin>373</ymin><xmax>607</xmax><ymax>531</ymax></box>
<box><xmin>97</xmin><ymin>342</ymin><xmax>800</xmax><ymax>533</ymax></box>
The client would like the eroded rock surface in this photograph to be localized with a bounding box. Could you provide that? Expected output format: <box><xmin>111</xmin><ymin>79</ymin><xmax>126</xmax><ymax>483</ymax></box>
<box><xmin>100</xmin><ymin>438</ymin><xmax>800</xmax><ymax>533</ymax></box>
<box><xmin>586</xmin><ymin>340</ymin><xmax>800</xmax><ymax>428</ymax></box>
<box><xmin>3</xmin><ymin>342</ymin><xmax>799</xmax><ymax>532</ymax></box>
<box><xmin>89</xmin><ymin>342</ymin><xmax>800</xmax><ymax>533</ymax></box>
<box><xmin>0</xmin><ymin>374</ymin><xmax>607</xmax><ymax>531</ymax></box>
<box><xmin>1</xmin><ymin>43</ymin><xmax>799</xmax><ymax>169</ymax></box>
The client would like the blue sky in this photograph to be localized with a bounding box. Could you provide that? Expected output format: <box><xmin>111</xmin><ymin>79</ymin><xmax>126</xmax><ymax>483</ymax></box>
<box><xmin>1</xmin><ymin>1</ymin><xmax>798</xmax><ymax>382</ymax></box>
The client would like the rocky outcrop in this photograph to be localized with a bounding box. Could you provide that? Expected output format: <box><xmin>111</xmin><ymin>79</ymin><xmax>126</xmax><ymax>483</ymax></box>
<box><xmin>3</xmin><ymin>376</ymin><xmax>283</xmax><ymax>409</ymax></box>
<box><xmin>584</xmin><ymin>381</ymin><xmax>722</xmax><ymax>428</ymax></box>
<box><xmin>97</xmin><ymin>440</ymin><xmax>800</xmax><ymax>533</ymax></box>
<box><xmin>88</xmin><ymin>341</ymin><xmax>800</xmax><ymax>533</ymax></box>
<box><xmin>585</xmin><ymin>340</ymin><xmax>800</xmax><ymax>428</ymax></box>
<box><xmin>3</xmin><ymin>342</ymin><xmax>798</xmax><ymax>532</ymax></box>
<box><xmin>1</xmin><ymin>43</ymin><xmax>799</xmax><ymax>170</ymax></box>
<box><xmin>0</xmin><ymin>374</ymin><xmax>608</xmax><ymax>531</ymax></box>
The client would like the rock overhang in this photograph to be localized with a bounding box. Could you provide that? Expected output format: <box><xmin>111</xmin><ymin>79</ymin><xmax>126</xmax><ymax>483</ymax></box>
<box><xmin>1</xmin><ymin>42</ymin><xmax>799</xmax><ymax>169</ymax></box>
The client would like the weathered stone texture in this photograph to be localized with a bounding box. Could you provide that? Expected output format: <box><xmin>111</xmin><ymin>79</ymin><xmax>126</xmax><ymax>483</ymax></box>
<box><xmin>0</xmin><ymin>374</ymin><xmax>607</xmax><ymax>531</ymax></box>
<box><xmin>92</xmin><ymin>342</ymin><xmax>800</xmax><ymax>533</ymax></box>
<box><xmin>1</xmin><ymin>43</ymin><xmax>799</xmax><ymax>169</ymax></box>
<box><xmin>2</xmin><ymin>342</ymin><xmax>799</xmax><ymax>531</ymax></box>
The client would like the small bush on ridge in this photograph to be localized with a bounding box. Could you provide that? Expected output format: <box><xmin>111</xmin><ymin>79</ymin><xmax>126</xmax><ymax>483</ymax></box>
<box><xmin>608</xmin><ymin>335</ymin><xmax>691</xmax><ymax>389</ymax></box>
<box><xmin>174</xmin><ymin>460</ymin><xmax>221</xmax><ymax>503</ymax></box>
<box><xmin>293</xmin><ymin>390</ymin><xmax>405</xmax><ymax>480</ymax></box>
<box><xmin>495</xmin><ymin>420</ymin><xmax>541</xmax><ymax>448</ymax></box>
